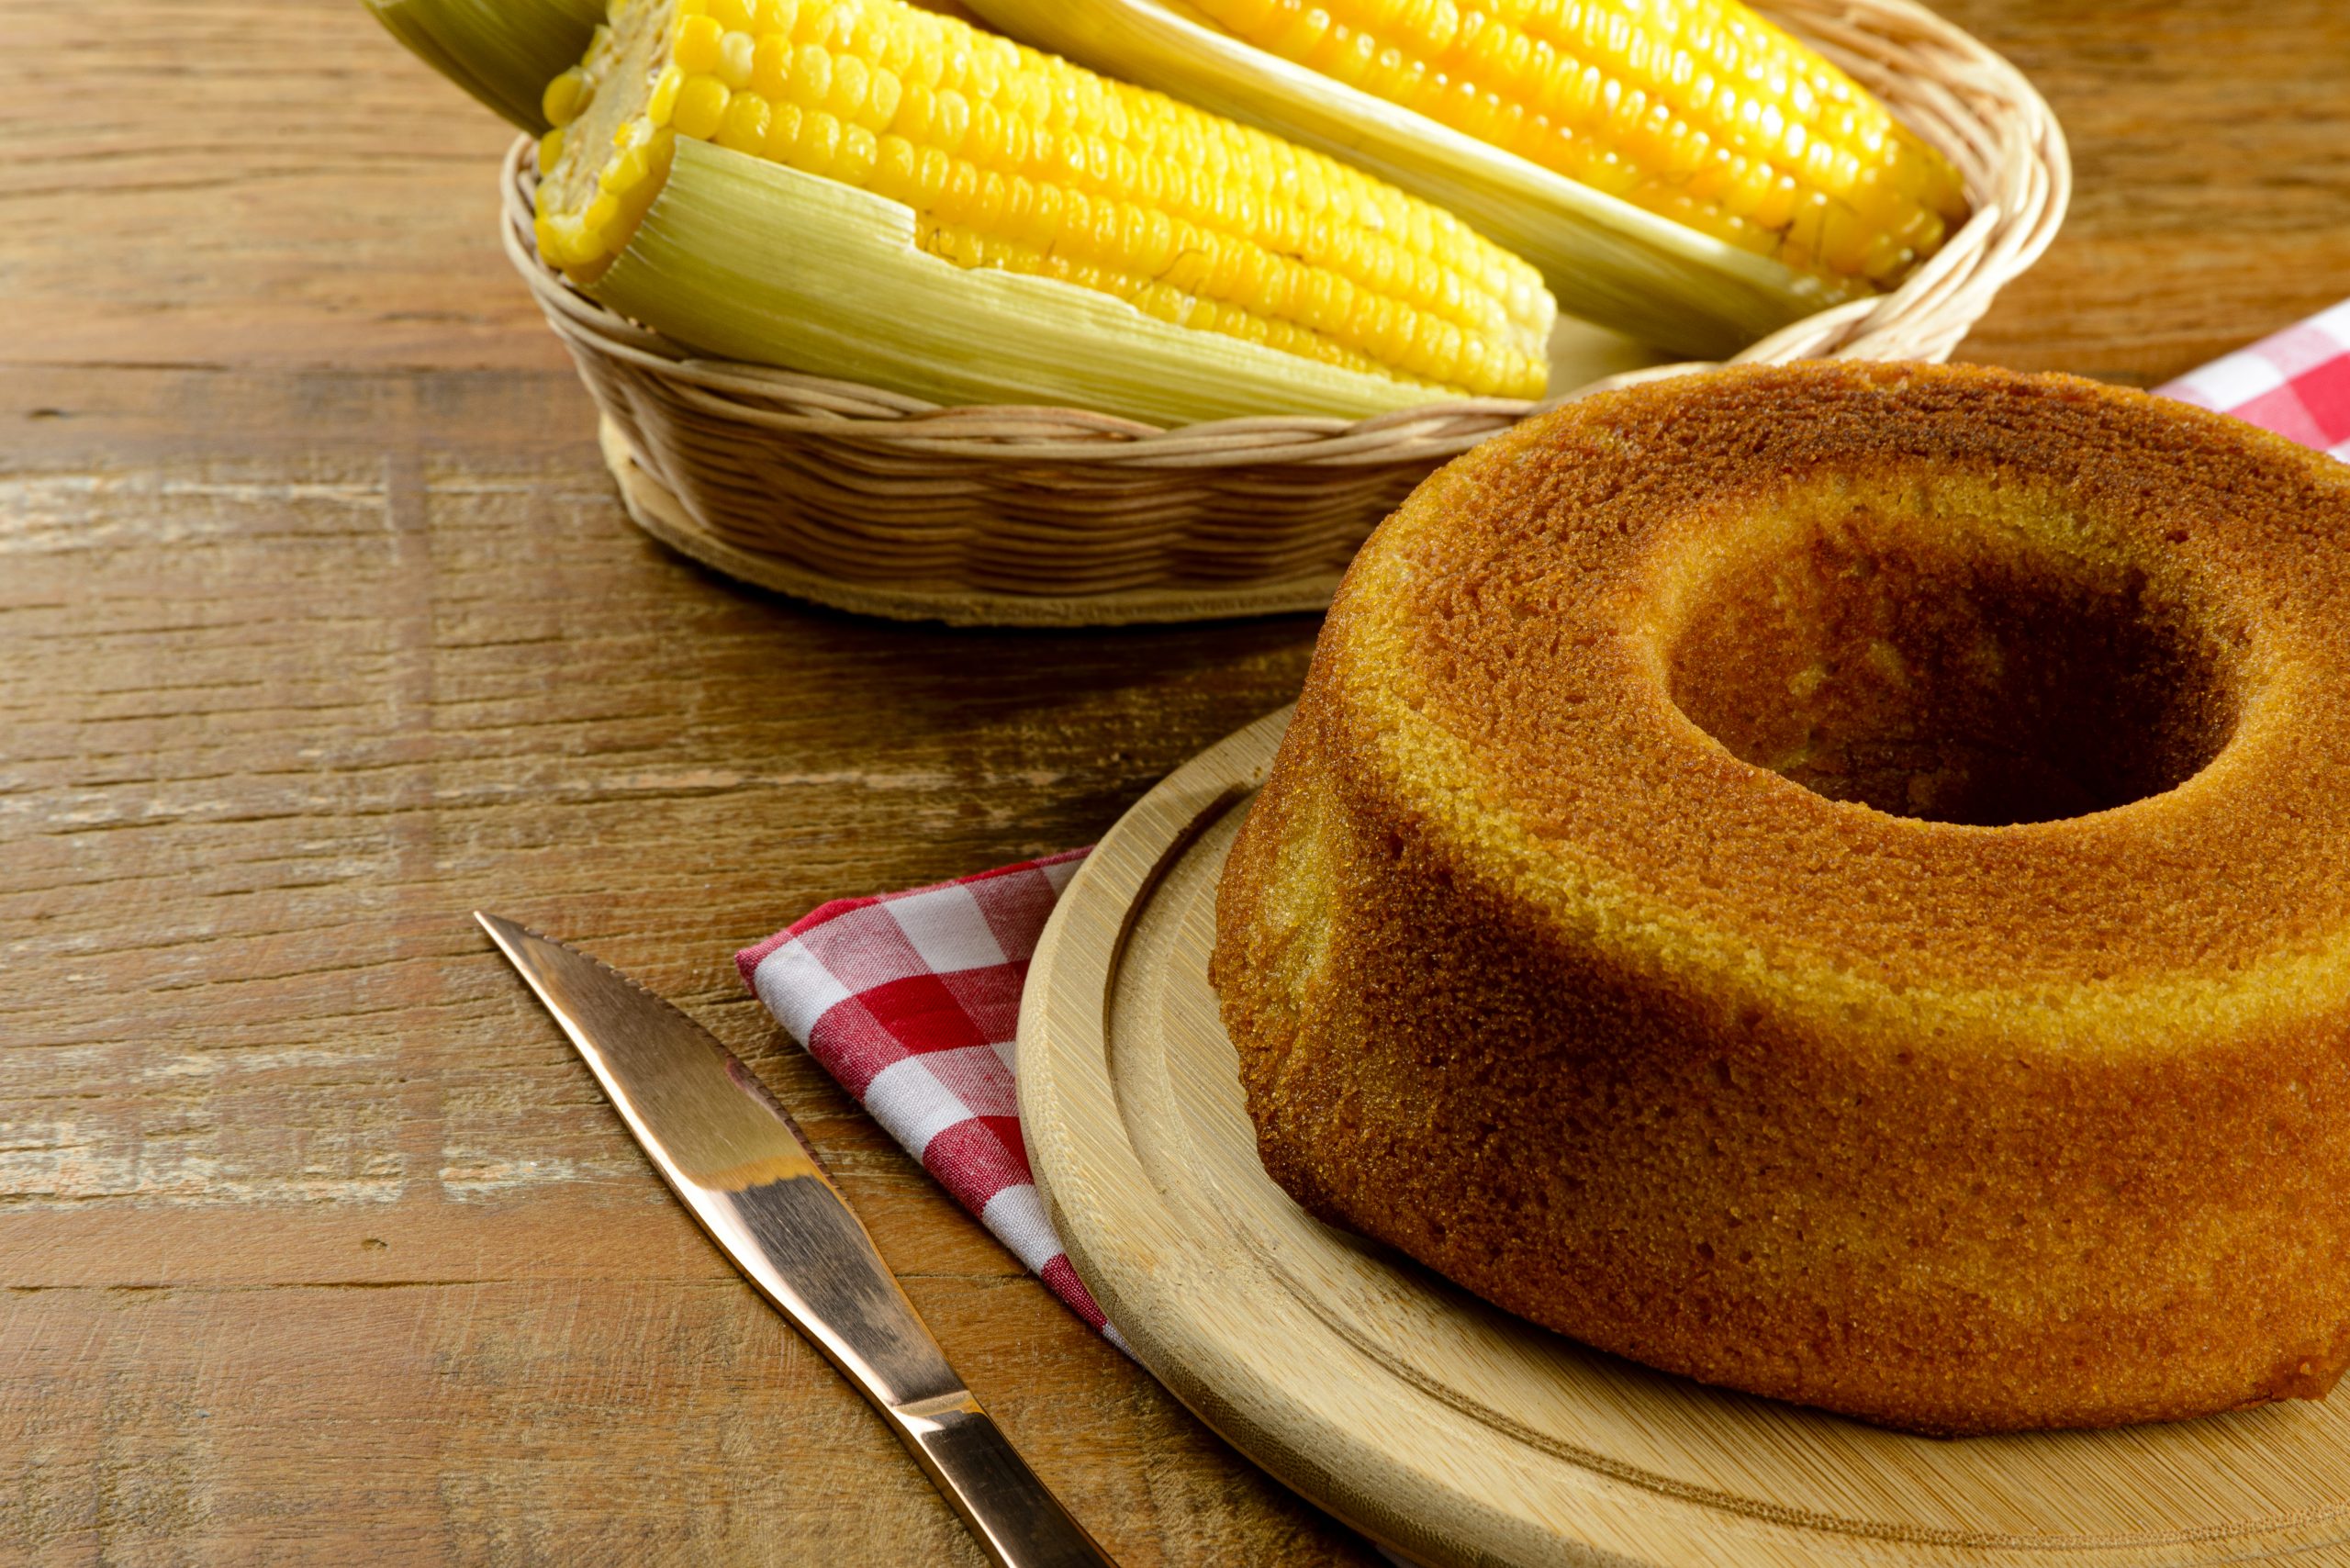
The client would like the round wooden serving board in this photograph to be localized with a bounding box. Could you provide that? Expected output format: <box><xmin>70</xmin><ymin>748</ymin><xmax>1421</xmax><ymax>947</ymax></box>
<box><xmin>1016</xmin><ymin>709</ymin><xmax>2350</xmax><ymax>1568</ymax></box>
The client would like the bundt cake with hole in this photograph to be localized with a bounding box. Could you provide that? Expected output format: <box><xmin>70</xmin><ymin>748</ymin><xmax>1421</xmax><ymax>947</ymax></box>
<box><xmin>1210</xmin><ymin>361</ymin><xmax>2350</xmax><ymax>1436</ymax></box>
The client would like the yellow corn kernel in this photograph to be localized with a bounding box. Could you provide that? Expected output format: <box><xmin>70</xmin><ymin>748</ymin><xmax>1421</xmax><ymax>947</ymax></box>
<box><xmin>543</xmin><ymin>66</ymin><xmax>589</xmax><ymax>127</ymax></box>
<box><xmin>645</xmin><ymin>62</ymin><xmax>685</xmax><ymax>124</ymax></box>
<box><xmin>718</xmin><ymin>29</ymin><xmax>757</xmax><ymax>88</ymax></box>
<box><xmin>789</xmin><ymin>107</ymin><xmax>845</xmax><ymax>175</ymax></box>
<box><xmin>673</xmin><ymin>13</ymin><xmax>723</xmax><ymax>72</ymax></box>
<box><xmin>716</xmin><ymin>90</ymin><xmax>772</xmax><ymax>151</ymax></box>
<box><xmin>835</xmin><ymin>122</ymin><xmax>880</xmax><ymax>185</ymax></box>
<box><xmin>672</xmin><ymin>73</ymin><xmax>732</xmax><ymax>138</ymax></box>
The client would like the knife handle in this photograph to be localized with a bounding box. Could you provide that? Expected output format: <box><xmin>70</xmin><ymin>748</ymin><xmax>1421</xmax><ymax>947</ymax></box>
<box><xmin>888</xmin><ymin>1393</ymin><xmax>1118</xmax><ymax>1567</ymax></box>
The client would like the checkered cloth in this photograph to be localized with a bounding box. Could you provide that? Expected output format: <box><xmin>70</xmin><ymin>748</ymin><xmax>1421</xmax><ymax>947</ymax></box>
<box><xmin>736</xmin><ymin>301</ymin><xmax>2350</xmax><ymax>1347</ymax></box>
<box><xmin>736</xmin><ymin>850</ymin><xmax>1129</xmax><ymax>1348</ymax></box>
<box><xmin>2155</xmin><ymin>298</ymin><xmax>2350</xmax><ymax>459</ymax></box>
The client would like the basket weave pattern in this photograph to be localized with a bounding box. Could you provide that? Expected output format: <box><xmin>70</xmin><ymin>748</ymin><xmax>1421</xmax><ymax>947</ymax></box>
<box><xmin>505</xmin><ymin>0</ymin><xmax>2068</xmax><ymax>622</ymax></box>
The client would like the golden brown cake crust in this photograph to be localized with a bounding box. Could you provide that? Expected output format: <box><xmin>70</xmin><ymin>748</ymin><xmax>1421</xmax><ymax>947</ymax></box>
<box><xmin>1210</xmin><ymin>361</ymin><xmax>2350</xmax><ymax>1436</ymax></box>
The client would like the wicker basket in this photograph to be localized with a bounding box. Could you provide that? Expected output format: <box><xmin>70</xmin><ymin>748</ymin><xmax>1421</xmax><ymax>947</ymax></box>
<box><xmin>504</xmin><ymin>0</ymin><xmax>2068</xmax><ymax>627</ymax></box>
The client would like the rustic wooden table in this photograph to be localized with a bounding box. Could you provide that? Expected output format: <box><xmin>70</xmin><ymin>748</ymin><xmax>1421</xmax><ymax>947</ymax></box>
<box><xmin>5</xmin><ymin>3</ymin><xmax>2346</xmax><ymax>1563</ymax></box>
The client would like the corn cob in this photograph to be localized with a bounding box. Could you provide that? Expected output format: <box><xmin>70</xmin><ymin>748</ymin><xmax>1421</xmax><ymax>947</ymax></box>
<box><xmin>958</xmin><ymin>0</ymin><xmax>1970</xmax><ymax>356</ymax></box>
<box><xmin>534</xmin><ymin>0</ymin><xmax>1556</xmax><ymax>404</ymax></box>
<box><xmin>1176</xmin><ymin>0</ymin><xmax>1968</xmax><ymax>292</ymax></box>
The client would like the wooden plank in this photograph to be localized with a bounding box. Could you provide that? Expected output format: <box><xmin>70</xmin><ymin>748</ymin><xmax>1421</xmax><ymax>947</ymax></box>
<box><xmin>3</xmin><ymin>1275</ymin><xmax>1355</xmax><ymax>1566</ymax></box>
<box><xmin>0</xmin><ymin>365</ymin><xmax>1355</xmax><ymax>1563</ymax></box>
<box><xmin>1934</xmin><ymin>0</ymin><xmax>2350</xmax><ymax>380</ymax></box>
<box><xmin>0</xmin><ymin>3</ymin><xmax>559</xmax><ymax>374</ymax></box>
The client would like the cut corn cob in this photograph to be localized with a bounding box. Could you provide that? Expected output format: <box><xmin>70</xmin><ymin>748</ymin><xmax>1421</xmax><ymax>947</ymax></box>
<box><xmin>364</xmin><ymin>0</ymin><xmax>606</xmax><ymax>131</ymax></box>
<box><xmin>532</xmin><ymin>0</ymin><xmax>1556</xmax><ymax>410</ymax></box>
<box><xmin>958</xmin><ymin>0</ymin><xmax>1971</xmax><ymax>357</ymax></box>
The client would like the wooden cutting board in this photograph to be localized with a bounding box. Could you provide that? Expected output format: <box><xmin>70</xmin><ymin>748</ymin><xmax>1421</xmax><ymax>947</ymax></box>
<box><xmin>1015</xmin><ymin>709</ymin><xmax>2350</xmax><ymax>1567</ymax></box>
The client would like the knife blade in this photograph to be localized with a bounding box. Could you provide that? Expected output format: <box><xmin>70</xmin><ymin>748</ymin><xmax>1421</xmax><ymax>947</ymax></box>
<box><xmin>476</xmin><ymin>912</ymin><xmax>1115</xmax><ymax>1568</ymax></box>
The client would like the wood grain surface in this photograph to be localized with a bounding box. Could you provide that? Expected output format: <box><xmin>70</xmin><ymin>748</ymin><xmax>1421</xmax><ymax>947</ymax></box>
<box><xmin>2</xmin><ymin>3</ymin><xmax>2346</xmax><ymax>1564</ymax></box>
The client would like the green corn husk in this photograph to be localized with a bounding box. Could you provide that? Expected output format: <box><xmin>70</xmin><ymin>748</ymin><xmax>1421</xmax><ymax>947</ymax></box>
<box><xmin>957</xmin><ymin>0</ymin><xmax>1863</xmax><ymax>359</ymax></box>
<box><xmin>364</xmin><ymin>0</ymin><xmax>605</xmax><ymax>131</ymax></box>
<box><xmin>598</xmin><ymin>139</ymin><xmax>1449</xmax><ymax>426</ymax></box>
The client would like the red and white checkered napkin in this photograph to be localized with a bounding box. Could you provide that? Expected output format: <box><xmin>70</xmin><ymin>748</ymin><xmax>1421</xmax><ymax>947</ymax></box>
<box><xmin>735</xmin><ymin>302</ymin><xmax>2350</xmax><ymax>1346</ymax></box>
<box><xmin>735</xmin><ymin>850</ymin><xmax>1127</xmax><ymax>1348</ymax></box>
<box><xmin>2155</xmin><ymin>297</ymin><xmax>2350</xmax><ymax>458</ymax></box>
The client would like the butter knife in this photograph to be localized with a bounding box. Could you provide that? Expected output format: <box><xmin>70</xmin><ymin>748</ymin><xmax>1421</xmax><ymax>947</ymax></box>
<box><xmin>476</xmin><ymin>913</ymin><xmax>1116</xmax><ymax>1567</ymax></box>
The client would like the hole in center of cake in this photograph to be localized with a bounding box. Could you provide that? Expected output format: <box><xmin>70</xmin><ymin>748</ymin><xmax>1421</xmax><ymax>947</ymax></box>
<box><xmin>1662</xmin><ymin>504</ymin><xmax>2238</xmax><ymax>826</ymax></box>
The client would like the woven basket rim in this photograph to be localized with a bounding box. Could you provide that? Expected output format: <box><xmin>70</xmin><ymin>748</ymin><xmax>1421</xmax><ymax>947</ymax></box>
<box><xmin>507</xmin><ymin>0</ymin><xmax>2068</xmax><ymax>471</ymax></box>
